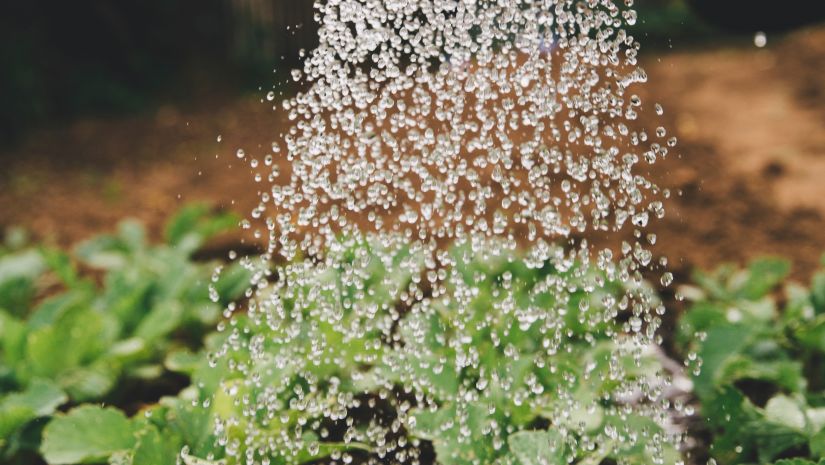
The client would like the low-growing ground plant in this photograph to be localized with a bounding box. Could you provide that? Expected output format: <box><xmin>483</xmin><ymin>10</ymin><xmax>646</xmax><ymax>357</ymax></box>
<box><xmin>678</xmin><ymin>255</ymin><xmax>825</xmax><ymax>465</ymax></box>
<box><xmin>35</xmin><ymin>237</ymin><xmax>678</xmax><ymax>465</ymax></box>
<box><xmin>27</xmin><ymin>209</ymin><xmax>825</xmax><ymax>465</ymax></box>
<box><xmin>0</xmin><ymin>205</ymin><xmax>250</xmax><ymax>464</ymax></box>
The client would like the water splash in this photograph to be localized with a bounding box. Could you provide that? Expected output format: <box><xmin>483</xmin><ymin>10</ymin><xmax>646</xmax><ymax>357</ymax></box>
<box><xmin>206</xmin><ymin>1</ymin><xmax>683</xmax><ymax>464</ymax></box>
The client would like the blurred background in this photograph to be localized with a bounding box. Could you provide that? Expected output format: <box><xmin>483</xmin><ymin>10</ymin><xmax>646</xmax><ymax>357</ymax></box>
<box><xmin>2</xmin><ymin>0</ymin><xmax>825</xmax><ymax>279</ymax></box>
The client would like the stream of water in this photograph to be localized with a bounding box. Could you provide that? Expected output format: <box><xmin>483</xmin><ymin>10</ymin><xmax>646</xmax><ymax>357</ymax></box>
<box><xmin>207</xmin><ymin>1</ymin><xmax>683</xmax><ymax>464</ymax></box>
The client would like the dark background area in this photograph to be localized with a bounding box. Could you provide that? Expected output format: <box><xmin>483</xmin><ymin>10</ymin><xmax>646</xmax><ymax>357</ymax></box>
<box><xmin>0</xmin><ymin>0</ymin><xmax>317</xmax><ymax>143</ymax></box>
<box><xmin>4</xmin><ymin>0</ymin><xmax>825</xmax><ymax>145</ymax></box>
<box><xmin>2</xmin><ymin>0</ymin><xmax>825</xmax><ymax>280</ymax></box>
<box><xmin>3</xmin><ymin>0</ymin><xmax>825</xmax><ymax>144</ymax></box>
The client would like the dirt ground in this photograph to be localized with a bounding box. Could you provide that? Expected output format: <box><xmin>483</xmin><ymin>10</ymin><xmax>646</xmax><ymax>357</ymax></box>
<box><xmin>1</xmin><ymin>26</ymin><xmax>824</xmax><ymax>281</ymax></box>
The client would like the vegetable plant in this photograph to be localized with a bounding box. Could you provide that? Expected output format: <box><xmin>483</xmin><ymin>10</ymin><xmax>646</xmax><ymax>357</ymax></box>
<box><xmin>678</xmin><ymin>255</ymin><xmax>825</xmax><ymax>465</ymax></box>
<box><xmin>0</xmin><ymin>205</ymin><xmax>250</xmax><ymax>463</ymax></box>
<box><xmin>34</xmin><ymin>238</ymin><xmax>679</xmax><ymax>465</ymax></box>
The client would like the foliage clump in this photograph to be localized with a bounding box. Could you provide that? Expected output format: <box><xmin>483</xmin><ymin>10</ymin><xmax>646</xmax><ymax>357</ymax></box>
<box><xmin>678</xmin><ymin>255</ymin><xmax>825</xmax><ymax>465</ymax></box>
<box><xmin>0</xmin><ymin>205</ymin><xmax>249</xmax><ymax>463</ymax></box>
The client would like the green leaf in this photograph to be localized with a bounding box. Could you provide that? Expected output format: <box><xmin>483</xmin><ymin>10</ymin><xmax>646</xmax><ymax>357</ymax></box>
<box><xmin>812</xmin><ymin>271</ymin><xmax>825</xmax><ymax>314</ymax></box>
<box><xmin>751</xmin><ymin>421</ymin><xmax>809</xmax><ymax>464</ymax></box>
<box><xmin>3</xmin><ymin>226</ymin><xmax>28</xmax><ymax>250</ymax></box>
<box><xmin>40</xmin><ymin>247</ymin><xmax>80</xmax><ymax>288</ymax></box>
<box><xmin>26</xmin><ymin>307</ymin><xmax>106</xmax><ymax>379</ymax></box>
<box><xmin>0</xmin><ymin>249</ymin><xmax>44</xmax><ymax>284</ymax></box>
<box><xmin>0</xmin><ymin>405</ymin><xmax>34</xmax><ymax>448</ymax></box>
<box><xmin>163</xmin><ymin>349</ymin><xmax>201</xmax><ymax>375</ymax></box>
<box><xmin>59</xmin><ymin>362</ymin><xmax>119</xmax><ymax>401</ymax></box>
<box><xmin>0</xmin><ymin>249</ymin><xmax>45</xmax><ymax>315</ymax></box>
<box><xmin>508</xmin><ymin>430</ymin><xmax>566</xmax><ymax>465</ymax></box>
<box><xmin>212</xmin><ymin>263</ymin><xmax>252</xmax><ymax>304</ymax></box>
<box><xmin>0</xmin><ymin>310</ymin><xmax>27</xmax><ymax>373</ymax></box>
<box><xmin>134</xmin><ymin>300</ymin><xmax>184</xmax><ymax>343</ymax></box>
<box><xmin>294</xmin><ymin>431</ymin><xmax>370</xmax><ymax>464</ymax></box>
<box><xmin>810</xmin><ymin>428</ymin><xmax>825</xmax><ymax>458</ymax></box>
<box><xmin>164</xmin><ymin>204</ymin><xmax>238</xmax><ymax>253</ymax></box>
<box><xmin>117</xmin><ymin>220</ymin><xmax>146</xmax><ymax>253</ymax></box>
<box><xmin>773</xmin><ymin>459</ymin><xmax>825</xmax><ymax>465</ymax></box>
<box><xmin>765</xmin><ymin>395</ymin><xmax>806</xmax><ymax>430</ymax></box>
<box><xmin>4</xmin><ymin>379</ymin><xmax>66</xmax><ymax>416</ymax></box>
<box><xmin>0</xmin><ymin>379</ymin><xmax>66</xmax><ymax>438</ymax></box>
<box><xmin>411</xmin><ymin>402</ymin><xmax>503</xmax><ymax>465</ymax></box>
<box><xmin>27</xmin><ymin>287</ymin><xmax>95</xmax><ymax>330</ymax></box>
<box><xmin>156</xmin><ymin>397</ymin><xmax>219</xmax><ymax>458</ymax></box>
<box><xmin>180</xmin><ymin>451</ymin><xmax>223</xmax><ymax>465</ymax></box>
<box><xmin>75</xmin><ymin>235</ymin><xmax>128</xmax><ymax>269</ymax></box>
<box><xmin>809</xmin><ymin>408</ymin><xmax>825</xmax><ymax>437</ymax></box>
<box><xmin>41</xmin><ymin>405</ymin><xmax>140</xmax><ymax>464</ymax></box>
<box><xmin>740</xmin><ymin>257</ymin><xmax>791</xmax><ymax>300</ymax></box>
<box><xmin>795</xmin><ymin>315</ymin><xmax>825</xmax><ymax>353</ymax></box>
<box><xmin>701</xmin><ymin>387</ymin><xmax>759</xmax><ymax>462</ymax></box>
<box><xmin>692</xmin><ymin>324</ymin><xmax>754</xmax><ymax>400</ymax></box>
<box><xmin>132</xmin><ymin>425</ymin><xmax>179</xmax><ymax>465</ymax></box>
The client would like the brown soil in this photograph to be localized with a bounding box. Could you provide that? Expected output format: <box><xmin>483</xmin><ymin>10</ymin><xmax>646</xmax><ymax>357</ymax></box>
<box><xmin>2</xmin><ymin>26</ymin><xmax>825</xmax><ymax>280</ymax></box>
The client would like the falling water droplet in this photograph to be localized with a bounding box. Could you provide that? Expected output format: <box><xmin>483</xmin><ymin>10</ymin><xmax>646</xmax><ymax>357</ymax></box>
<box><xmin>754</xmin><ymin>31</ymin><xmax>767</xmax><ymax>48</ymax></box>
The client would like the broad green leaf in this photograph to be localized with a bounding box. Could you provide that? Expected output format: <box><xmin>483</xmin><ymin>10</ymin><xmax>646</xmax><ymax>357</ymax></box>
<box><xmin>693</xmin><ymin>324</ymin><xmax>755</xmax><ymax>400</ymax></box>
<box><xmin>108</xmin><ymin>338</ymin><xmax>149</xmax><ymax>364</ymax></box>
<box><xmin>748</xmin><ymin>419</ymin><xmax>810</xmax><ymax>464</ymax></box>
<box><xmin>117</xmin><ymin>220</ymin><xmax>146</xmax><ymax>253</ymax></box>
<box><xmin>602</xmin><ymin>414</ymin><xmax>674</xmax><ymax>463</ymax></box>
<box><xmin>411</xmin><ymin>402</ymin><xmax>502</xmax><ymax>465</ymax></box>
<box><xmin>542</xmin><ymin>390</ymin><xmax>604</xmax><ymax>434</ymax></box>
<box><xmin>27</xmin><ymin>288</ymin><xmax>94</xmax><ymax>330</ymax></box>
<box><xmin>765</xmin><ymin>395</ymin><xmax>806</xmax><ymax>430</ymax></box>
<box><xmin>156</xmin><ymin>397</ymin><xmax>220</xmax><ymax>458</ymax></box>
<box><xmin>132</xmin><ymin>425</ymin><xmax>179</xmax><ymax>465</ymax></box>
<box><xmin>717</xmin><ymin>357</ymin><xmax>804</xmax><ymax>395</ymax></box>
<box><xmin>41</xmin><ymin>405</ymin><xmax>139</xmax><ymax>464</ymax></box>
<box><xmin>98</xmin><ymin>270</ymin><xmax>153</xmax><ymax>333</ymax></box>
<box><xmin>806</xmin><ymin>408</ymin><xmax>825</xmax><ymax>434</ymax></box>
<box><xmin>164</xmin><ymin>349</ymin><xmax>201</xmax><ymax>375</ymax></box>
<box><xmin>75</xmin><ymin>235</ymin><xmax>128</xmax><ymax>269</ymax></box>
<box><xmin>0</xmin><ymin>249</ymin><xmax>45</xmax><ymax>316</ymax></box>
<box><xmin>2</xmin><ymin>226</ymin><xmax>28</xmax><ymax>250</ymax></box>
<box><xmin>213</xmin><ymin>263</ymin><xmax>252</xmax><ymax>304</ymax></box>
<box><xmin>0</xmin><ymin>405</ymin><xmax>35</xmax><ymax>446</ymax></box>
<box><xmin>795</xmin><ymin>315</ymin><xmax>825</xmax><ymax>353</ymax></box>
<box><xmin>164</xmin><ymin>204</ymin><xmax>238</xmax><ymax>253</ymax></box>
<box><xmin>3</xmin><ymin>379</ymin><xmax>66</xmax><ymax>416</ymax></box>
<box><xmin>40</xmin><ymin>247</ymin><xmax>80</xmax><ymax>288</ymax></box>
<box><xmin>0</xmin><ymin>379</ymin><xmax>66</xmax><ymax>438</ymax></box>
<box><xmin>134</xmin><ymin>300</ymin><xmax>184</xmax><ymax>343</ymax></box>
<box><xmin>700</xmin><ymin>387</ymin><xmax>759</xmax><ymax>462</ymax></box>
<box><xmin>0</xmin><ymin>310</ymin><xmax>27</xmax><ymax>372</ymax></box>
<box><xmin>0</xmin><ymin>249</ymin><xmax>44</xmax><ymax>284</ymax></box>
<box><xmin>59</xmin><ymin>362</ymin><xmax>119</xmax><ymax>401</ymax></box>
<box><xmin>165</xmin><ymin>204</ymin><xmax>211</xmax><ymax>245</ymax></box>
<box><xmin>740</xmin><ymin>257</ymin><xmax>791</xmax><ymax>300</ymax></box>
<box><xmin>810</xmin><ymin>428</ymin><xmax>825</xmax><ymax>458</ymax></box>
<box><xmin>26</xmin><ymin>307</ymin><xmax>106</xmax><ymax>379</ymax></box>
<box><xmin>508</xmin><ymin>430</ymin><xmax>566</xmax><ymax>465</ymax></box>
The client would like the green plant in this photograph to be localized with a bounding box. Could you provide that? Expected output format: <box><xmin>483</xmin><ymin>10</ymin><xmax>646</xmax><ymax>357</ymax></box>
<box><xmin>678</xmin><ymin>255</ymin><xmax>825</xmax><ymax>465</ymax></box>
<box><xmin>33</xmin><ymin>238</ymin><xmax>679</xmax><ymax>465</ymax></box>
<box><xmin>382</xmin><ymin>243</ymin><xmax>678</xmax><ymax>465</ymax></box>
<box><xmin>37</xmin><ymin>237</ymin><xmax>415</xmax><ymax>465</ymax></box>
<box><xmin>0</xmin><ymin>205</ymin><xmax>250</xmax><ymax>462</ymax></box>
